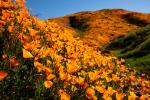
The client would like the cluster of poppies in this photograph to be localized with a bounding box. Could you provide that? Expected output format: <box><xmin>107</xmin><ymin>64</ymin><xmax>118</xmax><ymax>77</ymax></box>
<box><xmin>0</xmin><ymin>0</ymin><xmax>150</xmax><ymax>99</ymax></box>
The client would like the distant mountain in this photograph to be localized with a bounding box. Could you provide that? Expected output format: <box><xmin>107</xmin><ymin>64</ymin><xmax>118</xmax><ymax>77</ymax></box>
<box><xmin>48</xmin><ymin>9</ymin><xmax>150</xmax><ymax>48</ymax></box>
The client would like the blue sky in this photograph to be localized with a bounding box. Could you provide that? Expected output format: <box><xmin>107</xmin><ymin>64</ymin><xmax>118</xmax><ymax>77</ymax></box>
<box><xmin>26</xmin><ymin>0</ymin><xmax>150</xmax><ymax>20</ymax></box>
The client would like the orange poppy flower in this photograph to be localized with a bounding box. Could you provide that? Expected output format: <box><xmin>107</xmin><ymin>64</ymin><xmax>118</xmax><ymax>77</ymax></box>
<box><xmin>10</xmin><ymin>57</ymin><xmax>19</xmax><ymax>68</ymax></box>
<box><xmin>86</xmin><ymin>87</ymin><xmax>95</xmax><ymax>99</ymax></box>
<box><xmin>22</xmin><ymin>35</ymin><xmax>30</xmax><ymax>43</ymax></box>
<box><xmin>58</xmin><ymin>89</ymin><xmax>70</xmax><ymax>100</ymax></box>
<box><xmin>0</xmin><ymin>70</ymin><xmax>8</xmax><ymax>81</ymax></box>
<box><xmin>82</xmin><ymin>83</ymin><xmax>89</xmax><ymax>89</ymax></box>
<box><xmin>46</xmin><ymin>74</ymin><xmax>55</xmax><ymax>80</ymax></box>
<box><xmin>95</xmin><ymin>86</ymin><xmax>105</xmax><ymax>93</ymax></box>
<box><xmin>77</xmin><ymin>76</ymin><xmax>85</xmax><ymax>85</ymax></box>
<box><xmin>0</xmin><ymin>20</ymin><xmax>6</xmax><ymax>26</ymax></box>
<box><xmin>8</xmin><ymin>26</ymin><xmax>13</xmax><ymax>32</ymax></box>
<box><xmin>44</xmin><ymin>81</ymin><xmax>53</xmax><ymax>88</ymax></box>
<box><xmin>116</xmin><ymin>93</ymin><xmax>125</xmax><ymax>100</ymax></box>
<box><xmin>23</xmin><ymin>49</ymin><xmax>33</xmax><ymax>58</ymax></box>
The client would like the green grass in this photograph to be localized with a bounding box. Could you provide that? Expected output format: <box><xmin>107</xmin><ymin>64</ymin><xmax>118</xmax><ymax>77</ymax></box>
<box><xmin>125</xmin><ymin>54</ymin><xmax>150</xmax><ymax>74</ymax></box>
<box><xmin>105</xmin><ymin>25</ymin><xmax>150</xmax><ymax>76</ymax></box>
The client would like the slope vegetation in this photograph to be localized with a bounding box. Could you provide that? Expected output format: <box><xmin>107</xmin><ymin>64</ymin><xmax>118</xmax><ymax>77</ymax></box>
<box><xmin>49</xmin><ymin>9</ymin><xmax>150</xmax><ymax>48</ymax></box>
<box><xmin>105</xmin><ymin>25</ymin><xmax>150</xmax><ymax>76</ymax></box>
<box><xmin>0</xmin><ymin>1</ymin><xmax>150</xmax><ymax>99</ymax></box>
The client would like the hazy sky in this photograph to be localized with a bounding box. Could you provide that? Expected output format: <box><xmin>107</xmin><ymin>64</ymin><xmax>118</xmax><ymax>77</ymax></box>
<box><xmin>26</xmin><ymin>0</ymin><xmax>150</xmax><ymax>20</ymax></box>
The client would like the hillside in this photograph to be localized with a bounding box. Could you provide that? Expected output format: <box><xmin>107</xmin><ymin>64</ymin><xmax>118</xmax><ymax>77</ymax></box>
<box><xmin>49</xmin><ymin>9</ymin><xmax>150</xmax><ymax>48</ymax></box>
<box><xmin>105</xmin><ymin>25</ymin><xmax>150</xmax><ymax>76</ymax></box>
<box><xmin>0</xmin><ymin>0</ymin><xmax>150</xmax><ymax>99</ymax></box>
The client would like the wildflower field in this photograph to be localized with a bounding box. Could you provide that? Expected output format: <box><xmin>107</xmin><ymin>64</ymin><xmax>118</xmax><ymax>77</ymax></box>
<box><xmin>0</xmin><ymin>0</ymin><xmax>150</xmax><ymax>99</ymax></box>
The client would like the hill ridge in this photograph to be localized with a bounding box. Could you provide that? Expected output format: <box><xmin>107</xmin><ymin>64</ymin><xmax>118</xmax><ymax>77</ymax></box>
<box><xmin>48</xmin><ymin>9</ymin><xmax>150</xmax><ymax>48</ymax></box>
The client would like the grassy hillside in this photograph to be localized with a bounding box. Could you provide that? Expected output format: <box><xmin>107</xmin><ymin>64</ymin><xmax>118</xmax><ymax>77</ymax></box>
<box><xmin>49</xmin><ymin>9</ymin><xmax>150</xmax><ymax>48</ymax></box>
<box><xmin>105</xmin><ymin>25</ymin><xmax>150</xmax><ymax>76</ymax></box>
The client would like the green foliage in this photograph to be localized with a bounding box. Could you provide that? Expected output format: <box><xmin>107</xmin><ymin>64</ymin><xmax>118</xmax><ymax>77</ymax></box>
<box><xmin>125</xmin><ymin>54</ymin><xmax>150</xmax><ymax>76</ymax></box>
<box><xmin>105</xmin><ymin>25</ymin><xmax>150</xmax><ymax>76</ymax></box>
